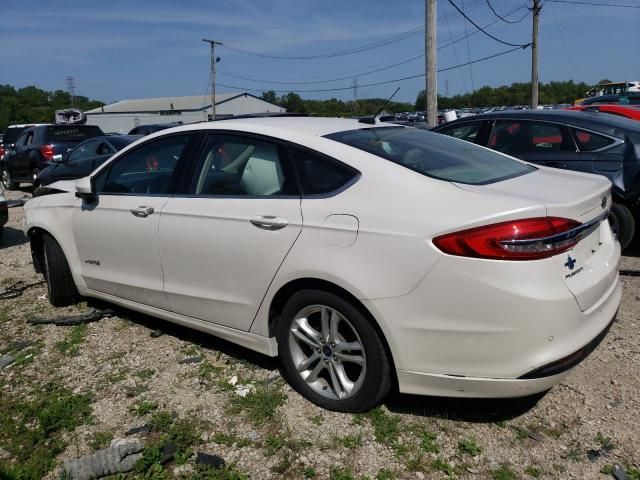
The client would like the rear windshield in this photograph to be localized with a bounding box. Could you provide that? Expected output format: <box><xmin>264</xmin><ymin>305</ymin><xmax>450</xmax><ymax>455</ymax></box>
<box><xmin>3</xmin><ymin>127</ymin><xmax>28</xmax><ymax>145</ymax></box>
<box><xmin>45</xmin><ymin>125</ymin><xmax>103</xmax><ymax>142</ymax></box>
<box><xmin>325</xmin><ymin>126</ymin><xmax>535</xmax><ymax>185</ymax></box>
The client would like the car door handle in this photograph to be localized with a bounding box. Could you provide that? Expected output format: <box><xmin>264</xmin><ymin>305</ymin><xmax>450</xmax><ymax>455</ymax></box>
<box><xmin>130</xmin><ymin>206</ymin><xmax>155</xmax><ymax>217</ymax></box>
<box><xmin>250</xmin><ymin>216</ymin><xmax>288</xmax><ymax>231</ymax></box>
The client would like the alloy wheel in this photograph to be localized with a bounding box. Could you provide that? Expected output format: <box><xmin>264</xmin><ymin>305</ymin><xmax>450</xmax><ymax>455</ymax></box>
<box><xmin>288</xmin><ymin>305</ymin><xmax>366</xmax><ymax>400</ymax></box>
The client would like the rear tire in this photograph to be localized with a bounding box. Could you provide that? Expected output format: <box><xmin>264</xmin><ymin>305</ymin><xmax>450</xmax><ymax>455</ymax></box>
<box><xmin>1</xmin><ymin>166</ymin><xmax>18</xmax><ymax>190</ymax></box>
<box><xmin>277</xmin><ymin>289</ymin><xmax>391</xmax><ymax>413</ymax></box>
<box><xmin>43</xmin><ymin>234</ymin><xmax>77</xmax><ymax>307</ymax></box>
<box><xmin>609</xmin><ymin>203</ymin><xmax>635</xmax><ymax>251</ymax></box>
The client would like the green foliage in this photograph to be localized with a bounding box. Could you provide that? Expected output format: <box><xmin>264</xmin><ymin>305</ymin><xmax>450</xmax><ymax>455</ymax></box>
<box><xmin>376</xmin><ymin>469</ymin><xmax>396</xmax><ymax>480</ymax></box>
<box><xmin>491</xmin><ymin>463</ymin><xmax>518</xmax><ymax>480</ymax></box>
<box><xmin>524</xmin><ymin>465</ymin><xmax>541</xmax><ymax>478</ymax></box>
<box><xmin>330</xmin><ymin>466</ymin><xmax>355</xmax><ymax>480</ymax></box>
<box><xmin>360</xmin><ymin>407</ymin><xmax>401</xmax><ymax>445</ymax></box>
<box><xmin>0</xmin><ymin>385</ymin><xmax>93</xmax><ymax>479</ymax></box>
<box><xmin>56</xmin><ymin>323</ymin><xmax>88</xmax><ymax>355</ymax></box>
<box><xmin>88</xmin><ymin>430</ymin><xmax>114</xmax><ymax>451</ymax></box>
<box><xmin>595</xmin><ymin>431</ymin><xmax>614</xmax><ymax>450</ymax></box>
<box><xmin>416</xmin><ymin>80</ymin><xmax>593</xmax><ymax>110</ymax></box>
<box><xmin>419</xmin><ymin>430</ymin><xmax>439</xmax><ymax>454</ymax></box>
<box><xmin>458</xmin><ymin>437</ymin><xmax>482</xmax><ymax>456</ymax></box>
<box><xmin>130</xmin><ymin>398</ymin><xmax>158</xmax><ymax>416</ymax></box>
<box><xmin>302</xmin><ymin>466</ymin><xmax>317</xmax><ymax>478</ymax></box>
<box><xmin>227</xmin><ymin>384</ymin><xmax>285</xmax><ymax>426</ymax></box>
<box><xmin>432</xmin><ymin>458</ymin><xmax>455</xmax><ymax>477</ymax></box>
<box><xmin>339</xmin><ymin>433</ymin><xmax>363</xmax><ymax>449</ymax></box>
<box><xmin>0</xmin><ymin>84</ymin><xmax>104</xmax><ymax>130</ymax></box>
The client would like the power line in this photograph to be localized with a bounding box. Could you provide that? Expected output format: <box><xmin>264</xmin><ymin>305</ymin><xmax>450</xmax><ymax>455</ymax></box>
<box><xmin>547</xmin><ymin>0</ymin><xmax>640</xmax><ymax>7</ymax></box>
<box><xmin>216</xmin><ymin>46</ymin><xmax>527</xmax><ymax>94</ymax></box>
<box><xmin>447</xmin><ymin>0</ymin><xmax>532</xmax><ymax>48</ymax></box>
<box><xmin>461</xmin><ymin>0</ymin><xmax>476</xmax><ymax>92</ymax></box>
<box><xmin>221</xmin><ymin>0</ymin><xmax>489</xmax><ymax>61</ymax></box>
<box><xmin>486</xmin><ymin>0</ymin><xmax>530</xmax><ymax>23</ymax></box>
<box><xmin>441</xmin><ymin>0</ymin><xmax>468</xmax><ymax>94</ymax></box>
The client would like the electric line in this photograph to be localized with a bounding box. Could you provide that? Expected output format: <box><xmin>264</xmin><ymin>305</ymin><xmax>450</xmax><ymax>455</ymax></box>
<box><xmin>441</xmin><ymin>0</ymin><xmax>468</xmax><ymax>94</ymax></box>
<box><xmin>547</xmin><ymin>0</ymin><xmax>640</xmax><ymax>7</ymax></box>
<box><xmin>461</xmin><ymin>0</ymin><xmax>476</xmax><ymax>92</ymax></box>
<box><xmin>221</xmin><ymin>0</ymin><xmax>489</xmax><ymax>60</ymax></box>
<box><xmin>486</xmin><ymin>0</ymin><xmax>529</xmax><ymax>23</ymax></box>
<box><xmin>216</xmin><ymin>46</ymin><xmax>527</xmax><ymax>94</ymax></box>
<box><xmin>447</xmin><ymin>0</ymin><xmax>532</xmax><ymax>47</ymax></box>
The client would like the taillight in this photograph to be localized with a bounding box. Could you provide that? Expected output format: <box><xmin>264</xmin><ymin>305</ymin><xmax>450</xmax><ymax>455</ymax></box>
<box><xmin>40</xmin><ymin>144</ymin><xmax>54</xmax><ymax>161</ymax></box>
<box><xmin>433</xmin><ymin>217</ymin><xmax>582</xmax><ymax>260</ymax></box>
<box><xmin>0</xmin><ymin>145</ymin><xmax>5</xmax><ymax>157</ymax></box>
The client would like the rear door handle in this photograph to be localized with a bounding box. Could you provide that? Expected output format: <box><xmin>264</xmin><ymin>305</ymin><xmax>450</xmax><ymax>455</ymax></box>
<box><xmin>130</xmin><ymin>206</ymin><xmax>155</xmax><ymax>217</ymax></box>
<box><xmin>250</xmin><ymin>216</ymin><xmax>288</xmax><ymax>231</ymax></box>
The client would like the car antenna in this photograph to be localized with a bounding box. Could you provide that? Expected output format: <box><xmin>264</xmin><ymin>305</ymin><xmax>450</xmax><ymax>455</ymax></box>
<box><xmin>358</xmin><ymin>87</ymin><xmax>400</xmax><ymax>124</ymax></box>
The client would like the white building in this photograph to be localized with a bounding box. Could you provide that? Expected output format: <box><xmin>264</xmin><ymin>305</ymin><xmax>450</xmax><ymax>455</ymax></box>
<box><xmin>85</xmin><ymin>93</ymin><xmax>286</xmax><ymax>133</ymax></box>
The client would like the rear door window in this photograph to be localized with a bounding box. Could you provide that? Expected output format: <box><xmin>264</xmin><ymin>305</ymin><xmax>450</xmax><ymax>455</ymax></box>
<box><xmin>489</xmin><ymin>120</ymin><xmax>575</xmax><ymax>155</ymax></box>
<box><xmin>289</xmin><ymin>146</ymin><xmax>358</xmax><ymax>195</ymax></box>
<box><xmin>571</xmin><ymin>128</ymin><xmax>615</xmax><ymax>151</ymax></box>
<box><xmin>325</xmin><ymin>126</ymin><xmax>535</xmax><ymax>185</ymax></box>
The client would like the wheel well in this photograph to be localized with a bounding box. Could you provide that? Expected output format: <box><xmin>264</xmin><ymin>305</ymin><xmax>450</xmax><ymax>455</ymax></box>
<box><xmin>28</xmin><ymin>227</ymin><xmax>46</xmax><ymax>274</ymax></box>
<box><xmin>268</xmin><ymin>278</ymin><xmax>398</xmax><ymax>389</ymax></box>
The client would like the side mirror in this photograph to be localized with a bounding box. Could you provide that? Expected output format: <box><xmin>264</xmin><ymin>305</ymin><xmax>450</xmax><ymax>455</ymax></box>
<box><xmin>52</xmin><ymin>154</ymin><xmax>63</xmax><ymax>163</ymax></box>
<box><xmin>75</xmin><ymin>176</ymin><xmax>95</xmax><ymax>200</ymax></box>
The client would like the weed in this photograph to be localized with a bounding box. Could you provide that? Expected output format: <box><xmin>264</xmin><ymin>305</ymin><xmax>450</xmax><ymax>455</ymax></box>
<box><xmin>310</xmin><ymin>414</ymin><xmax>324</xmax><ymax>426</ymax></box>
<box><xmin>362</xmin><ymin>407</ymin><xmax>400</xmax><ymax>445</ymax></box>
<box><xmin>458</xmin><ymin>437</ymin><xmax>482</xmax><ymax>456</ymax></box>
<box><xmin>302</xmin><ymin>466</ymin><xmax>317</xmax><ymax>478</ymax></box>
<box><xmin>56</xmin><ymin>323</ymin><xmax>88</xmax><ymax>355</ymax></box>
<box><xmin>228</xmin><ymin>384</ymin><xmax>285</xmax><ymax>426</ymax></box>
<box><xmin>134</xmin><ymin>368</ymin><xmax>156</xmax><ymax>381</ymax></box>
<box><xmin>191</xmin><ymin>463</ymin><xmax>248</xmax><ymax>480</ymax></box>
<box><xmin>596</xmin><ymin>432</ymin><xmax>614</xmax><ymax>450</ymax></box>
<box><xmin>340</xmin><ymin>433</ymin><xmax>363</xmax><ymax>449</ymax></box>
<box><xmin>88</xmin><ymin>431</ymin><xmax>114</xmax><ymax>451</ymax></box>
<box><xmin>419</xmin><ymin>430</ymin><xmax>439</xmax><ymax>454</ymax></box>
<box><xmin>0</xmin><ymin>385</ymin><xmax>93</xmax><ymax>479</ymax></box>
<box><xmin>180</xmin><ymin>343</ymin><xmax>200</xmax><ymax>357</ymax></box>
<box><xmin>405</xmin><ymin>453</ymin><xmax>426</xmax><ymax>472</ymax></box>
<box><xmin>524</xmin><ymin>465</ymin><xmax>541</xmax><ymax>478</ymax></box>
<box><xmin>376</xmin><ymin>469</ymin><xmax>396</xmax><ymax>480</ymax></box>
<box><xmin>491</xmin><ymin>463</ymin><xmax>518</xmax><ymax>480</ymax></box>
<box><xmin>432</xmin><ymin>458</ymin><xmax>455</xmax><ymax>477</ymax></box>
<box><xmin>130</xmin><ymin>399</ymin><xmax>158</xmax><ymax>416</ymax></box>
<box><xmin>198</xmin><ymin>361</ymin><xmax>222</xmax><ymax>385</ymax></box>
<box><xmin>264</xmin><ymin>435</ymin><xmax>286</xmax><ymax>456</ymax></box>
<box><xmin>330</xmin><ymin>466</ymin><xmax>355</xmax><ymax>480</ymax></box>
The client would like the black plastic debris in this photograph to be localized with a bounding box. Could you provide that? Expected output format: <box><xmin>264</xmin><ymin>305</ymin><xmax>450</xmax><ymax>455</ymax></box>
<box><xmin>28</xmin><ymin>309</ymin><xmax>114</xmax><ymax>326</ymax></box>
<box><xmin>125</xmin><ymin>424</ymin><xmax>152</xmax><ymax>436</ymax></box>
<box><xmin>619</xmin><ymin>269</ymin><xmax>640</xmax><ymax>277</ymax></box>
<box><xmin>178</xmin><ymin>356</ymin><xmax>203</xmax><ymax>365</ymax></box>
<box><xmin>0</xmin><ymin>280</ymin><xmax>46</xmax><ymax>300</ymax></box>
<box><xmin>0</xmin><ymin>354</ymin><xmax>16</xmax><ymax>370</ymax></box>
<box><xmin>586</xmin><ymin>449</ymin><xmax>601</xmax><ymax>461</ymax></box>
<box><xmin>150</xmin><ymin>329</ymin><xmax>164</xmax><ymax>338</ymax></box>
<box><xmin>159</xmin><ymin>443</ymin><xmax>176</xmax><ymax>464</ymax></box>
<box><xmin>12</xmin><ymin>340</ymin><xmax>33</xmax><ymax>351</ymax></box>
<box><xmin>612</xmin><ymin>464</ymin><xmax>629</xmax><ymax>480</ymax></box>
<box><xmin>196</xmin><ymin>452</ymin><xmax>225</xmax><ymax>469</ymax></box>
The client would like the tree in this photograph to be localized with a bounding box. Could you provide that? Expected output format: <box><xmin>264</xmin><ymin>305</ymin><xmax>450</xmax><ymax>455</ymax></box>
<box><xmin>261</xmin><ymin>90</ymin><xmax>279</xmax><ymax>105</ymax></box>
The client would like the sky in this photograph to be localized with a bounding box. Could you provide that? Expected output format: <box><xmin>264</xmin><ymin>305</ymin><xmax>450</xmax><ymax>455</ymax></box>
<box><xmin>1</xmin><ymin>0</ymin><xmax>639</xmax><ymax>105</ymax></box>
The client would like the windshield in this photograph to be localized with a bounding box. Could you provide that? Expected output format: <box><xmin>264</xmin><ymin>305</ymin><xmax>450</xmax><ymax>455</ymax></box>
<box><xmin>45</xmin><ymin>126</ymin><xmax>103</xmax><ymax>142</ymax></box>
<box><xmin>325</xmin><ymin>126</ymin><xmax>535</xmax><ymax>185</ymax></box>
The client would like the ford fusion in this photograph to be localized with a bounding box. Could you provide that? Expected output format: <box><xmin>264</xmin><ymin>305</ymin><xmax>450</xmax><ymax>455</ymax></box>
<box><xmin>24</xmin><ymin>118</ymin><xmax>621</xmax><ymax>412</ymax></box>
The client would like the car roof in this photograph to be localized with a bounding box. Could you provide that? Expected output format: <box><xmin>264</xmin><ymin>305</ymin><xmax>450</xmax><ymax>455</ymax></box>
<box><xmin>167</xmin><ymin>116</ymin><xmax>385</xmax><ymax>138</ymax></box>
<box><xmin>434</xmin><ymin>109</ymin><xmax>640</xmax><ymax>134</ymax></box>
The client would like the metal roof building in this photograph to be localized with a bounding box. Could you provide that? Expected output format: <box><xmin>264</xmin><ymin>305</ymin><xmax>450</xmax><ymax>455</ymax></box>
<box><xmin>85</xmin><ymin>93</ymin><xmax>285</xmax><ymax>133</ymax></box>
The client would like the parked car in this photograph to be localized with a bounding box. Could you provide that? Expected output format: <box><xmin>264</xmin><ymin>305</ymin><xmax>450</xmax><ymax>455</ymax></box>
<box><xmin>25</xmin><ymin>117</ymin><xmax>621</xmax><ymax>412</ymax></box>
<box><xmin>1</xmin><ymin>123</ymin><xmax>49</xmax><ymax>161</ymax></box>
<box><xmin>580</xmin><ymin>93</ymin><xmax>640</xmax><ymax>106</ymax></box>
<box><xmin>0</xmin><ymin>186</ymin><xmax>7</xmax><ymax>240</ymax></box>
<box><xmin>432</xmin><ymin>110</ymin><xmax>640</xmax><ymax>249</ymax></box>
<box><xmin>565</xmin><ymin>104</ymin><xmax>640</xmax><ymax>121</ymax></box>
<box><xmin>0</xmin><ymin>124</ymin><xmax>103</xmax><ymax>189</ymax></box>
<box><xmin>34</xmin><ymin>135</ymin><xmax>141</xmax><ymax>188</ymax></box>
<box><xmin>128</xmin><ymin>123</ymin><xmax>181</xmax><ymax>135</ymax></box>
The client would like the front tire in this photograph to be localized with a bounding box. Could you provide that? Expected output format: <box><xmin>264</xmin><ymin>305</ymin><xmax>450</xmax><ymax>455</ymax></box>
<box><xmin>277</xmin><ymin>289</ymin><xmax>391</xmax><ymax>412</ymax></box>
<box><xmin>609</xmin><ymin>203</ymin><xmax>635</xmax><ymax>251</ymax></box>
<box><xmin>43</xmin><ymin>234</ymin><xmax>77</xmax><ymax>307</ymax></box>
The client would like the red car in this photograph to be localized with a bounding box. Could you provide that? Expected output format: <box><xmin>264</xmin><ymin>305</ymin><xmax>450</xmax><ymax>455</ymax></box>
<box><xmin>565</xmin><ymin>104</ymin><xmax>640</xmax><ymax>121</ymax></box>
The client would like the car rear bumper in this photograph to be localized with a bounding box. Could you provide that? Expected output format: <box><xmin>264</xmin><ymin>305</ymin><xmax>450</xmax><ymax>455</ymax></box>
<box><xmin>364</xmin><ymin>243</ymin><xmax>622</xmax><ymax>398</ymax></box>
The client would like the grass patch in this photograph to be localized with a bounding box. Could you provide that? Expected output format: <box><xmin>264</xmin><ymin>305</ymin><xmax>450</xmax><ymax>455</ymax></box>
<box><xmin>0</xmin><ymin>384</ymin><xmax>93</xmax><ymax>479</ymax></box>
<box><xmin>88</xmin><ymin>431</ymin><xmax>114</xmax><ymax>451</ymax></box>
<box><xmin>56</xmin><ymin>323</ymin><xmax>88</xmax><ymax>355</ymax></box>
<box><xmin>212</xmin><ymin>431</ymin><xmax>250</xmax><ymax>448</ymax></box>
<box><xmin>524</xmin><ymin>465</ymin><xmax>541</xmax><ymax>478</ymax></box>
<box><xmin>134</xmin><ymin>368</ymin><xmax>156</xmax><ymax>381</ymax></box>
<box><xmin>330</xmin><ymin>467</ymin><xmax>355</xmax><ymax>480</ymax></box>
<box><xmin>227</xmin><ymin>384</ymin><xmax>285</xmax><ymax>426</ymax></box>
<box><xmin>491</xmin><ymin>463</ymin><xmax>518</xmax><ymax>480</ymax></box>
<box><xmin>339</xmin><ymin>433</ymin><xmax>363</xmax><ymax>449</ymax></box>
<box><xmin>130</xmin><ymin>398</ymin><xmax>158</xmax><ymax>416</ymax></box>
<box><xmin>301</xmin><ymin>466</ymin><xmax>317</xmax><ymax>478</ymax></box>
<box><xmin>432</xmin><ymin>458</ymin><xmax>455</xmax><ymax>477</ymax></box>
<box><xmin>596</xmin><ymin>432</ymin><xmax>614</xmax><ymax>450</ymax></box>
<box><xmin>458</xmin><ymin>437</ymin><xmax>482</xmax><ymax>456</ymax></box>
<box><xmin>310</xmin><ymin>414</ymin><xmax>324</xmax><ymax>426</ymax></box>
<box><xmin>357</xmin><ymin>407</ymin><xmax>401</xmax><ymax>445</ymax></box>
<box><xmin>419</xmin><ymin>430</ymin><xmax>439</xmax><ymax>454</ymax></box>
<box><xmin>377</xmin><ymin>469</ymin><xmax>396</xmax><ymax>480</ymax></box>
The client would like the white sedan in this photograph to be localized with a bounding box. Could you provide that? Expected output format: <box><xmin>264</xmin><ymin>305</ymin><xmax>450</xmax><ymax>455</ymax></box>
<box><xmin>24</xmin><ymin>117</ymin><xmax>621</xmax><ymax>412</ymax></box>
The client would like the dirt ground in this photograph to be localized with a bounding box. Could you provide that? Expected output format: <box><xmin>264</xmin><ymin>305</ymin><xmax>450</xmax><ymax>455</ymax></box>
<box><xmin>1</xmin><ymin>187</ymin><xmax>638</xmax><ymax>480</ymax></box>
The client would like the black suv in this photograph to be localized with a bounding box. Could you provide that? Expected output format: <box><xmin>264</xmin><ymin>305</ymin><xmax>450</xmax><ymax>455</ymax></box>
<box><xmin>1</xmin><ymin>124</ymin><xmax>103</xmax><ymax>189</ymax></box>
<box><xmin>432</xmin><ymin>110</ymin><xmax>640</xmax><ymax>250</ymax></box>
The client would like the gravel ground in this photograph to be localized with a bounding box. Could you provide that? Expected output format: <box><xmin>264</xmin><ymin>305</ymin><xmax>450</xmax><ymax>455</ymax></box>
<box><xmin>0</xmin><ymin>188</ymin><xmax>639</xmax><ymax>480</ymax></box>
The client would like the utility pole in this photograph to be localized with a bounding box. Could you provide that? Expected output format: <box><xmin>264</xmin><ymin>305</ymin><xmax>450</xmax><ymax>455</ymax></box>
<box><xmin>203</xmin><ymin>39</ymin><xmax>222</xmax><ymax>120</ymax></box>
<box><xmin>530</xmin><ymin>0</ymin><xmax>541</xmax><ymax>109</ymax></box>
<box><xmin>425</xmin><ymin>0</ymin><xmax>437</xmax><ymax>127</ymax></box>
<box><xmin>352</xmin><ymin>78</ymin><xmax>358</xmax><ymax>114</ymax></box>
